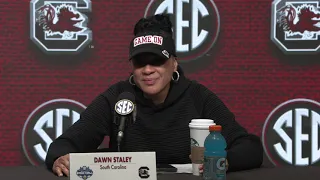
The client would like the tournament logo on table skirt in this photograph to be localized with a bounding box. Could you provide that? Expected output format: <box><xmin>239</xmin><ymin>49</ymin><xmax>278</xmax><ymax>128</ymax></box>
<box><xmin>271</xmin><ymin>0</ymin><xmax>320</xmax><ymax>54</ymax></box>
<box><xmin>76</xmin><ymin>166</ymin><xmax>93</xmax><ymax>180</ymax></box>
<box><xmin>21</xmin><ymin>99</ymin><xmax>86</xmax><ymax>166</ymax></box>
<box><xmin>262</xmin><ymin>98</ymin><xmax>320</xmax><ymax>166</ymax></box>
<box><xmin>144</xmin><ymin>0</ymin><xmax>220</xmax><ymax>63</ymax></box>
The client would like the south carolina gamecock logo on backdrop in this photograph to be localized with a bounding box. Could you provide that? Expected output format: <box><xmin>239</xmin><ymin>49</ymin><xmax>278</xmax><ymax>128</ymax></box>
<box><xmin>145</xmin><ymin>0</ymin><xmax>220</xmax><ymax>63</ymax></box>
<box><xmin>262</xmin><ymin>98</ymin><xmax>320</xmax><ymax>166</ymax></box>
<box><xmin>271</xmin><ymin>0</ymin><xmax>320</xmax><ymax>54</ymax></box>
<box><xmin>30</xmin><ymin>0</ymin><xmax>92</xmax><ymax>54</ymax></box>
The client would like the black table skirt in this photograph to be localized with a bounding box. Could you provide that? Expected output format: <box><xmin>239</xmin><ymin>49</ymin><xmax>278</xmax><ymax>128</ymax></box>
<box><xmin>1</xmin><ymin>166</ymin><xmax>320</xmax><ymax>179</ymax></box>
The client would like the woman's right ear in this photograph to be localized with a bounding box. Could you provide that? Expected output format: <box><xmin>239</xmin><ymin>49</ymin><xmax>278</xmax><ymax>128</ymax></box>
<box><xmin>129</xmin><ymin>60</ymin><xmax>134</xmax><ymax>68</ymax></box>
<box><xmin>173</xmin><ymin>57</ymin><xmax>178</xmax><ymax>71</ymax></box>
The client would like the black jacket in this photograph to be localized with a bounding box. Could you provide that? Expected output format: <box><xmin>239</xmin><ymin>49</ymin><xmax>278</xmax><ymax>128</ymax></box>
<box><xmin>45</xmin><ymin>67</ymin><xmax>263</xmax><ymax>172</ymax></box>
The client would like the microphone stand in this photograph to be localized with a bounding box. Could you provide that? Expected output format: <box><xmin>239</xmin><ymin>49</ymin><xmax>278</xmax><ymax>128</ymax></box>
<box><xmin>117</xmin><ymin>128</ymin><xmax>124</xmax><ymax>152</ymax></box>
<box><xmin>116</xmin><ymin>112</ymin><xmax>135</xmax><ymax>152</ymax></box>
<box><xmin>117</xmin><ymin>115</ymin><xmax>127</xmax><ymax>152</ymax></box>
<box><xmin>117</xmin><ymin>138</ymin><xmax>122</xmax><ymax>152</ymax></box>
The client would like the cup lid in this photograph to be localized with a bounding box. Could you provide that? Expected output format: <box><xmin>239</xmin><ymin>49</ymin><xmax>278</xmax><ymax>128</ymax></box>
<box><xmin>189</xmin><ymin>119</ymin><xmax>214</xmax><ymax>126</ymax></box>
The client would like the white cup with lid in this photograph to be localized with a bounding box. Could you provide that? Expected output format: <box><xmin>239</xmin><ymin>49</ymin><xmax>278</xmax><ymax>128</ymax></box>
<box><xmin>189</xmin><ymin>119</ymin><xmax>216</xmax><ymax>176</ymax></box>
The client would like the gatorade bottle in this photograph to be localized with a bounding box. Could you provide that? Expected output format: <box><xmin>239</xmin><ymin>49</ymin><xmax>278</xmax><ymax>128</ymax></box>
<box><xmin>203</xmin><ymin>125</ymin><xmax>227</xmax><ymax>180</ymax></box>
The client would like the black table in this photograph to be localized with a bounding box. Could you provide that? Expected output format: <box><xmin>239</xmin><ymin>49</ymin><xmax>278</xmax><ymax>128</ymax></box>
<box><xmin>1</xmin><ymin>166</ymin><xmax>320</xmax><ymax>179</ymax></box>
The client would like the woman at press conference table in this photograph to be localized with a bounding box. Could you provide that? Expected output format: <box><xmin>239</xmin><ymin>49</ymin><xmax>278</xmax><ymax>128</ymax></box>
<box><xmin>45</xmin><ymin>14</ymin><xmax>263</xmax><ymax>177</ymax></box>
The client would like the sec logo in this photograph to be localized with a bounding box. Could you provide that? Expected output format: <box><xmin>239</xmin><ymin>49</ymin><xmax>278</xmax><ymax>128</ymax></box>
<box><xmin>115</xmin><ymin>99</ymin><xmax>134</xmax><ymax>116</ymax></box>
<box><xmin>145</xmin><ymin>0</ymin><xmax>220</xmax><ymax>63</ymax></box>
<box><xmin>22</xmin><ymin>98</ymin><xmax>86</xmax><ymax>165</ymax></box>
<box><xmin>262</xmin><ymin>98</ymin><xmax>320</xmax><ymax>166</ymax></box>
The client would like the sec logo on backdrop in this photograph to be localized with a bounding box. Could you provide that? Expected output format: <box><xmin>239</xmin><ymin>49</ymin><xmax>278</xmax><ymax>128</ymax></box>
<box><xmin>30</xmin><ymin>0</ymin><xmax>92</xmax><ymax>54</ymax></box>
<box><xmin>22</xmin><ymin>99</ymin><xmax>86</xmax><ymax>165</ymax></box>
<box><xmin>145</xmin><ymin>0</ymin><xmax>220</xmax><ymax>63</ymax></box>
<box><xmin>262</xmin><ymin>98</ymin><xmax>320</xmax><ymax>166</ymax></box>
<box><xmin>271</xmin><ymin>0</ymin><xmax>320</xmax><ymax>54</ymax></box>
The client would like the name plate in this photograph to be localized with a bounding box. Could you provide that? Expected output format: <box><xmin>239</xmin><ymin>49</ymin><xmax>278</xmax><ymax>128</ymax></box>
<box><xmin>69</xmin><ymin>152</ymin><xmax>157</xmax><ymax>180</ymax></box>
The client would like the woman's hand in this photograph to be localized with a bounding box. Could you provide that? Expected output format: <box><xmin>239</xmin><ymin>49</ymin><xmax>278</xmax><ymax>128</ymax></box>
<box><xmin>52</xmin><ymin>154</ymin><xmax>70</xmax><ymax>177</ymax></box>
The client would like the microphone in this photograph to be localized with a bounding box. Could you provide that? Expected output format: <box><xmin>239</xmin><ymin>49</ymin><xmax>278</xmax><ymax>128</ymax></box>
<box><xmin>114</xmin><ymin>92</ymin><xmax>135</xmax><ymax>151</ymax></box>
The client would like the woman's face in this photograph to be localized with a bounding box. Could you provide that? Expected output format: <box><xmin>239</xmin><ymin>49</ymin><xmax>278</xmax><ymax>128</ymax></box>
<box><xmin>131</xmin><ymin>53</ymin><xmax>177</xmax><ymax>96</ymax></box>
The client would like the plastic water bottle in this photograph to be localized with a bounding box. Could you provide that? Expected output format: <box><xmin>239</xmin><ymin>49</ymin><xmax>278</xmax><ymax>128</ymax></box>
<box><xmin>203</xmin><ymin>125</ymin><xmax>227</xmax><ymax>180</ymax></box>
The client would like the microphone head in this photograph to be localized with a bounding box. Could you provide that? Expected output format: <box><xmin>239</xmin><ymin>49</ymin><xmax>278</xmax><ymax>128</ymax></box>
<box><xmin>115</xmin><ymin>92</ymin><xmax>136</xmax><ymax>116</ymax></box>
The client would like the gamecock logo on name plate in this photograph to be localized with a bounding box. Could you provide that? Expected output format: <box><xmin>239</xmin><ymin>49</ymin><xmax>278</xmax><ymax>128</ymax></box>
<box><xmin>271</xmin><ymin>0</ymin><xmax>320</xmax><ymax>54</ymax></box>
<box><xmin>30</xmin><ymin>0</ymin><xmax>92</xmax><ymax>54</ymax></box>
